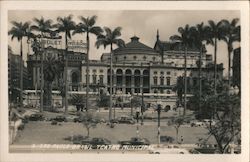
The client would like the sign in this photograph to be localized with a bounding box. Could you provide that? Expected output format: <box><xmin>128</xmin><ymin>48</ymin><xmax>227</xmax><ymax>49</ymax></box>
<box><xmin>68</xmin><ymin>40</ymin><xmax>87</xmax><ymax>50</ymax></box>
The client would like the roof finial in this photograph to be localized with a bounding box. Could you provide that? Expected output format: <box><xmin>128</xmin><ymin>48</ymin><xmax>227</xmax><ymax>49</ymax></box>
<box><xmin>157</xmin><ymin>29</ymin><xmax>159</xmax><ymax>41</ymax></box>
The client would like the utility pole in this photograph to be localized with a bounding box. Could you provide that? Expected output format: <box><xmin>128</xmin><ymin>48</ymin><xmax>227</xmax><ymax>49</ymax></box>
<box><xmin>157</xmin><ymin>103</ymin><xmax>161</xmax><ymax>147</ymax></box>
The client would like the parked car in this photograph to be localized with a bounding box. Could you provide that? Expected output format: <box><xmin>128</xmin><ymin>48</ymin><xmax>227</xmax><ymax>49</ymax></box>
<box><xmin>203</xmin><ymin>119</ymin><xmax>216</xmax><ymax>126</ymax></box>
<box><xmin>117</xmin><ymin>116</ymin><xmax>135</xmax><ymax>124</ymax></box>
<box><xmin>52</xmin><ymin>115</ymin><xmax>67</xmax><ymax>122</ymax></box>
<box><xmin>119</xmin><ymin>137</ymin><xmax>150</xmax><ymax>146</ymax></box>
<box><xmin>148</xmin><ymin>147</ymin><xmax>190</xmax><ymax>154</ymax></box>
<box><xmin>190</xmin><ymin>121</ymin><xmax>204</xmax><ymax>127</ymax></box>
<box><xmin>72</xmin><ymin>136</ymin><xmax>91</xmax><ymax>145</ymax></box>
<box><xmin>81</xmin><ymin>137</ymin><xmax>111</xmax><ymax>149</ymax></box>
<box><xmin>194</xmin><ymin>144</ymin><xmax>218</xmax><ymax>154</ymax></box>
<box><xmin>29</xmin><ymin>113</ymin><xmax>45</xmax><ymax>121</ymax></box>
<box><xmin>160</xmin><ymin>136</ymin><xmax>174</xmax><ymax>143</ymax></box>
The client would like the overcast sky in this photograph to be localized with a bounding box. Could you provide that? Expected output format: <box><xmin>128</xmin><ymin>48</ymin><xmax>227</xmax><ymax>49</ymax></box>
<box><xmin>8</xmin><ymin>10</ymin><xmax>240</xmax><ymax>76</ymax></box>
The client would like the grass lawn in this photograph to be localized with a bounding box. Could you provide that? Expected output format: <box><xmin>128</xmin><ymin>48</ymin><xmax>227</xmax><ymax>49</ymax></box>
<box><xmin>14</xmin><ymin>121</ymin><xmax>215</xmax><ymax>145</ymax></box>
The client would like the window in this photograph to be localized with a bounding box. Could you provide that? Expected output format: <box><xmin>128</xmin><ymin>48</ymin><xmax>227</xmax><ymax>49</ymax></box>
<box><xmin>92</xmin><ymin>75</ymin><xmax>97</xmax><ymax>84</ymax></box>
<box><xmin>115</xmin><ymin>57</ymin><xmax>118</xmax><ymax>61</ymax></box>
<box><xmin>152</xmin><ymin>57</ymin><xmax>156</xmax><ymax>61</ymax></box>
<box><xmin>153</xmin><ymin>76</ymin><xmax>158</xmax><ymax>85</ymax></box>
<box><xmin>167</xmin><ymin>71</ymin><xmax>171</xmax><ymax>75</ymax></box>
<box><xmin>99</xmin><ymin>69</ymin><xmax>103</xmax><ymax>73</ymax></box>
<box><xmin>133</xmin><ymin>56</ymin><xmax>137</xmax><ymax>60</ymax></box>
<box><xmin>160</xmin><ymin>77</ymin><xmax>164</xmax><ymax>85</ymax></box>
<box><xmin>99</xmin><ymin>75</ymin><xmax>104</xmax><ymax>84</ymax></box>
<box><xmin>167</xmin><ymin>90</ymin><xmax>171</xmax><ymax>94</ymax></box>
<box><xmin>92</xmin><ymin>69</ymin><xmax>96</xmax><ymax>73</ymax></box>
<box><xmin>166</xmin><ymin>77</ymin><xmax>171</xmax><ymax>86</ymax></box>
<box><xmin>124</xmin><ymin>56</ymin><xmax>127</xmax><ymax>60</ymax></box>
<box><xmin>143</xmin><ymin>56</ymin><xmax>147</xmax><ymax>60</ymax></box>
<box><xmin>193</xmin><ymin>78</ymin><xmax>197</xmax><ymax>86</ymax></box>
<box><xmin>154</xmin><ymin>71</ymin><xmax>158</xmax><ymax>75</ymax></box>
<box><xmin>160</xmin><ymin>71</ymin><xmax>164</xmax><ymax>75</ymax></box>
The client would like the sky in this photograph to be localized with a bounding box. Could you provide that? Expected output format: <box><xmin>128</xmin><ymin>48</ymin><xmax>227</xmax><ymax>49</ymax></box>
<box><xmin>8</xmin><ymin>10</ymin><xmax>240</xmax><ymax>76</ymax></box>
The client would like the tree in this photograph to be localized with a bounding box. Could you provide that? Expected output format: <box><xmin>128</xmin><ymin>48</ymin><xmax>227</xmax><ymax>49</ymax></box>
<box><xmin>170</xmin><ymin>25</ymin><xmax>194</xmax><ymax>116</ymax></box>
<box><xmin>168</xmin><ymin>117</ymin><xmax>185</xmax><ymax>143</ymax></box>
<box><xmin>219</xmin><ymin>18</ymin><xmax>240</xmax><ymax>86</ymax></box>
<box><xmin>73</xmin><ymin>15</ymin><xmax>103</xmax><ymax>111</ymax></box>
<box><xmin>78</xmin><ymin>111</ymin><xmax>97</xmax><ymax>137</ymax></box>
<box><xmin>8</xmin><ymin>21</ymin><xmax>31</xmax><ymax>109</ymax></box>
<box><xmin>173</xmin><ymin>76</ymin><xmax>184</xmax><ymax>108</ymax></box>
<box><xmin>43</xmin><ymin>55</ymin><xmax>64</xmax><ymax>111</ymax></box>
<box><xmin>207</xmin><ymin>91</ymin><xmax>240</xmax><ymax>153</ymax></box>
<box><xmin>55</xmin><ymin>15</ymin><xmax>76</xmax><ymax>115</ymax></box>
<box><xmin>206</xmin><ymin>20</ymin><xmax>227</xmax><ymax>95</ymax></box>
<box><xmin>95</xmin><ymin>27</ymin><xmax>125</xmax><ymax>122</ymax></box>
<box><xmin>70</xmin><ymin>94</ymin><xmax>86</xmax><ymax>111</ymax></box>
<box><xmin>31</xmin><ymin>17</ymin><xmax>54</xmax><ymax>112</ymax></box>
<box><xmin>188</xmin><ymin>80</ymin><xmax>241</xmax><ymax>153</ymax></box>
<box><xmin>190</xmin><ymin>22</ymin><xmax>213</xmax><ymax>117</ymax></box>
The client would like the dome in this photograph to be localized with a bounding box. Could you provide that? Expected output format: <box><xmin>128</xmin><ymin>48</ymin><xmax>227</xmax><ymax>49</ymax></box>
<box><xmin>113</xmin><ymin>36</ymin><xmax>160</xmax><ymax>64</ymax></box>
<box><xmin>114</xmin><ymin>36</ymin><xmax>159</xmax><ymax>55</ymax></box>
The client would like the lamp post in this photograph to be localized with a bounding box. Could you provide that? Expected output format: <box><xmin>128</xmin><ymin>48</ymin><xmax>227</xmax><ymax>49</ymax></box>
<box><xmin>156</xmin><ymin>100</ymin><xmax>162</xmax><ymax>147</ymax></box>
<box><xmin>141</xmin><ymin>90</ymin><xmax>144</xmax><ymax>125</ymax></box>
<box><xmin>136</xmin><ymin>106</ymin><xmax>140</xmax><ymax>138</ymax></box>
<box><xmin>97</xmin><ymin>80</ymin><xmax>100</xmax><ymax>112</ymax></box>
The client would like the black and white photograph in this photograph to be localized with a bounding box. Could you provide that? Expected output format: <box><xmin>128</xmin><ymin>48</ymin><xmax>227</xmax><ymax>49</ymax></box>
<box><xmin>0</xmin><ymin>1</ymin><xmax>249</xmax><ymax>162</ymax></box>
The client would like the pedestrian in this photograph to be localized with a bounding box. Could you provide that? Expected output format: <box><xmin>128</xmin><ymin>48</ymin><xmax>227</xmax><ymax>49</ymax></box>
<box><xmin>181</xmin><ymin>136</ymin><xmax>184</xmax><ymax>144</ymax></box>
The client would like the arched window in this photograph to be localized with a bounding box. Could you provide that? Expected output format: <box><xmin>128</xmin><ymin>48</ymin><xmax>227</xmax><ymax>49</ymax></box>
<box><xmin>116</xmin><ymin>69</ymin><xmax>123</xmax><ymax>86</ymax></box>
<box><xmin>72</xmin><ymin>72</ymin><xmax>78</xmax><ymax>83</ymax></box>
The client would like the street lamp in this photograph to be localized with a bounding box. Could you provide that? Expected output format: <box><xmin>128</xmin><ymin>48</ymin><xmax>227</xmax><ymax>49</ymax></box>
<box><xmin>156</xmin><ymin>100</ymin><xmax>162</xmax><ymax>147</ymax></box>
<box><xmin>141</xmin><ymin>90</ymin><xmax>144</xmax><ymax>125</ymax></box>
<box><xmin>135</xmin><ymin>106</ymin><xmax>140</xmax><ymax>138</ymax></box>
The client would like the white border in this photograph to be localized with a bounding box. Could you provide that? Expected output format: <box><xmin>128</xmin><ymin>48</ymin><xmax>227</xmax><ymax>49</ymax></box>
<box><xmin>1</xmin><ymin>1</ymin><xmax>249</xmax><ymax>162</ymax></box>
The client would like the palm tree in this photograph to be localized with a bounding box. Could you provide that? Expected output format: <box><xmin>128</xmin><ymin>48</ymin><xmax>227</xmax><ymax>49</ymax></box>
<box><xmin>8</xmin><ymin>21</ymin><xmax>31</xmax><ymax>109</ymax></box>
<box><xmin>206</xmin><ymin>20</ymin><xmax>226</xmax><ymax>95</ymax></box>
<box><xmin>43</xmin><ymin>56</ymin><xmax>64</xmax><ymax>111</ymax></box>
<box><xmin>170</xmin><ymin>25</ymin><xmax>194</xmax><ymax>116</ymax></box>
<box><xmin>96</xmin><ymin>27</ymin><xmax>125</xmax><ymax>122</ymax></box>
<box><xmin>31</xmin><ymin>17</ymin><xmax>54</xmax><ymax>112</ymax></box>
<box><xmin>73</xmin><ymin>15</ymin><xmax>103</xmax><ymax>111</ymax></box>
<box><xmin>219</xmin><ymin>18</ymin><xmax>240</xmax><ymax>86</ymax></box>
<box><xmin>55</xmin><ymin>15</ymin><xmax>76</xmax><ymax>115</ymax></box>
<box><xmin>190</xmin><ymin>23</ymin><xmax>213</xmax><ymax>118</ymax></box>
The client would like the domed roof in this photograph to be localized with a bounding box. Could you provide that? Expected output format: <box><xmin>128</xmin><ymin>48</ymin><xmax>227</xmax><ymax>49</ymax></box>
<box><xmin>114</xmin><ymin>36</ymin><xmax>159</xmax><ymax>55</ymax></box>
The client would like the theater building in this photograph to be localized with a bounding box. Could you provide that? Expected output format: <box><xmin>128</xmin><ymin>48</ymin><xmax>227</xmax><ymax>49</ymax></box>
<box><xmin>27</xmin><ymin>32</ymin><xmax>223</xmax><ymax>109</ymax></box>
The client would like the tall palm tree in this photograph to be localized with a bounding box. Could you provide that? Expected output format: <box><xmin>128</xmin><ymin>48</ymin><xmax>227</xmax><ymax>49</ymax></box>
<box><xmin>55</xmin><ymin>15</ymin><xmax>76</xmax><ymax>115</ymax></box>
<box><xmin>96</xmin><ymin>27</ymin><xmax>125</xmax><ymax>122</ymax></box>
<box><xmin>170</xmin><ymin>24</ymin><xmax>194</xmax><ymax>116</ymax></box>
<box><xmin>219</xmin><ymin>18</ymin><xmax>240</xmax><ymax>86</ymax></box>
<box><xmin>31</xmin><ymin>17</ymin><xmax>54</xmax><ymax>112</ymax></box>
<box><xmin>8</xmin><ymin>21</ymin><xmax>31</xmax><ymax>109</ymax></box>
<box><xmin>190</xmin><ymin>22</ymin><xmax>213</xmax><ymax>118</ymax></box>
<box><xmin>73</xmin><ymin>15</ymin><xmax>103</xmax><ymax>111</ymax></box>
<box><xmin>43</xmin><ymin>56</ymin><xmax>64</xmax><ymax>111</ymax></box>
<box><xmin>206</xmin><ymin>20</ymin><xmax>226</xmax><ymax>95</ymax></box>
